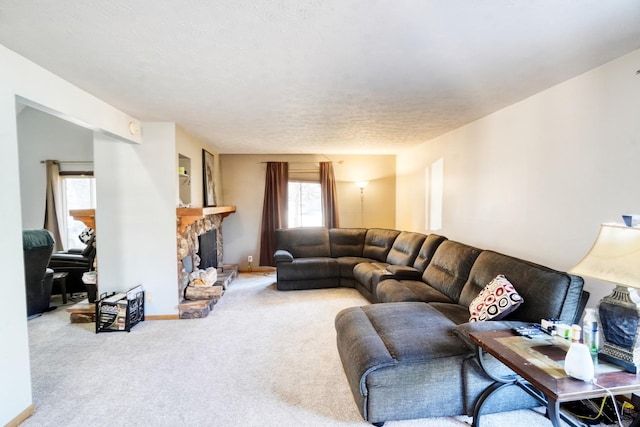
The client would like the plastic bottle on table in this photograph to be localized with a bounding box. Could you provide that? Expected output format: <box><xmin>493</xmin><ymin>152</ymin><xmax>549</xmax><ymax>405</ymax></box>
<box><xmin>582</xmin><ymin>308</ymin><xmax>599</xmax><ymax>363</ymax></box>
<box><xmin>571</xmin><ymin>324</ymin><xmax>582</xmax><ymax>342</ymax></box>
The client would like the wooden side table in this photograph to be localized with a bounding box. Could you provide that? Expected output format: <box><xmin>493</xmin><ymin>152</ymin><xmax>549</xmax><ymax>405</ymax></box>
<box><xmin>52</xmin><ymin>271</ymin><xmax>69</xmax><ymax>304</ymax></box>
<box><xmin>469</xmin><ymin>329</ymin><xmax>640</xmax><ymax>427</ymax></box>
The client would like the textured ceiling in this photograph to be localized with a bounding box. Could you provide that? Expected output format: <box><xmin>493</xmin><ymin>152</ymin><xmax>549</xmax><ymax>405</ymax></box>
<box><xmin>1</xmin><ymin>1</ymin><xmax>639</xmax><ymax>154</ymax></box>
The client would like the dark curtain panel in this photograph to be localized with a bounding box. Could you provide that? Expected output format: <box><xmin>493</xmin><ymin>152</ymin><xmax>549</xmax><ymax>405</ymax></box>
<box><xmin>320</xmin><ymin>162</ymin><xmax>339</xmax><ymax>228</ymax></box>
<box><xmin>259</xmin><ymin>162</ymin><xmax>289</xmax><ymax>266</ymax></box>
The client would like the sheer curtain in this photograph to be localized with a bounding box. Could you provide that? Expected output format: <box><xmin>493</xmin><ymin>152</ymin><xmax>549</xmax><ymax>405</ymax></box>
<box><xmin>320</xmin><ymin>162</ymin><xmax>339</xmax><ymax>228</ymax></box>
<box><xmin>259</xmin><ymin>162</ymin><xmax>289</xmax><ymax>266</ymax></box>
<box><xmin>44</xmin><ymin>160</ymin><xmax>65</xmax><ymax>251</ymax></box>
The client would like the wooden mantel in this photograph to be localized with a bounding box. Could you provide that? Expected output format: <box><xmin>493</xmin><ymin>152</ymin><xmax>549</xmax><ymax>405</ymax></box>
<box><xmin>72</xmin><ymin>206</ymin><xmax>237</xmax><ymax>234</ymax></box>
<box><xmin>176</xmin><ymin>206</ymin><xmax>236</xmax><ymax>233</ymax></box>
<box><xmin>70</xmin><ymin>209</ymin><xmax>96</xmax><ymax>230</ymax></box>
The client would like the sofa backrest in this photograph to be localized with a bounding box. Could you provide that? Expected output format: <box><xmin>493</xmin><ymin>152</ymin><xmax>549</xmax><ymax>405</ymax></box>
<box><xmin>275</xmin><ymin>227</ymin><xmax>330</xmax><ymax>258</ymax></box>
<box><xmin>329</xmin><ymin>228</ymin><xmax>367</xmax><ymax>257</ymax></box>
<box><xmin>422</xmin><ymin>240</ymin><xmax>482</xmax><ymax>303</ymax></box>
<box><xmin>458</xmin><ymin>250</ymin><xmax>585</xmax><ymax>324</ymax></box>
<box><xmin>363</xmin><ymin>229</ymin><xmax>401</xmax><ymax>262</ymax></box>
<box><xmin>412</xmin><ymin>234</ymin><xmax>448</xmax><ymax>272</ymax></box>
<box><xmin>385</xmin><ymin>231</ymin><xmax>427</xmax><ymax>266</ymax></box>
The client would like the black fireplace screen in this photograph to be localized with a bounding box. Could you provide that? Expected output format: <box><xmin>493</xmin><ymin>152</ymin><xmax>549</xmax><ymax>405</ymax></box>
<box><xmin>197</xmin><ymin>229</ymin><xmax>218</xmax><ymax>269</ymax></box>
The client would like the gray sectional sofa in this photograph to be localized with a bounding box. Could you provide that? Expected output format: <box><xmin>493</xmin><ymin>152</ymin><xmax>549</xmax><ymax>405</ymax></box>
<box><xmin>274</xmin><ymin>227</ymin><xmax>588</xmax><ymax>425</ymax></box>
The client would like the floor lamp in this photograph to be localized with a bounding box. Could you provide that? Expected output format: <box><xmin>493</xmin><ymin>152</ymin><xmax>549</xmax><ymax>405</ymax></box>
<box><xmin>355</xmin><ymin>181</ymin><xmax>368</xmax><ymax>227</ymax></box>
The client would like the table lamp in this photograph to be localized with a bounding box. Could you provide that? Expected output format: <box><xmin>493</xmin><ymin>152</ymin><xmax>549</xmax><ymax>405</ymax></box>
<box><xmin>569</xmin><ymin>223</ymin><xmax>640</xmax><ymax>373</ymax></box>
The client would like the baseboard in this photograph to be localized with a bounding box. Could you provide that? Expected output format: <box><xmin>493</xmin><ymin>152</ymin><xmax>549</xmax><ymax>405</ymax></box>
<box><xmin>5</xmin><ymin>403</ymin><xmax>35</xmax><ymax>427</ymax></box>
<box><xmin>144</xmin><ymin>314</ymin><xmax>180</xmax><ymax>320</ymax></box>
<box><xmin>239</xmin><ymin>268</ymin><xmax>276</xmax><ymax>273</ymax></box>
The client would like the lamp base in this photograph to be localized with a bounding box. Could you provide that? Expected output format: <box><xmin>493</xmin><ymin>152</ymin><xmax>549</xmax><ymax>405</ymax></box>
<box><xmin>599</xmin><ymin>351</ymin><xmax>638</xmax><ymax>373</ymax></box>
<box><xmin>598</xmin><ymin>285</ymin><xmax>640</xmax><ymax>373</ymax></box>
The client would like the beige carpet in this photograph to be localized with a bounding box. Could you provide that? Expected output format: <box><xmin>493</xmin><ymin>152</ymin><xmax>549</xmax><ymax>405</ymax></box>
<box><xmin>24</xmin><ymin>272</ymin><xmax>591</xmax><ymax>426</ymax></box>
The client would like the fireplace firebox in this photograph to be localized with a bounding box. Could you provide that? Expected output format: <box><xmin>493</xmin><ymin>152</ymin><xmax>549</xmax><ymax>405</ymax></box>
<box><xmin>197</xmin><ymin>229</ymin><xmax>218</xmax><ymax>269</ymax></box>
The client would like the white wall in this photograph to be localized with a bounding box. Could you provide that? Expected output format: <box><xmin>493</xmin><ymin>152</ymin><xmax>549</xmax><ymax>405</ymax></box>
<box><xmin>17</xmin><ymin>107</ymin><xmax>93</xmax><ymax>229</ymax></box>
<box><xmin>0</xmin><ymin>44</ymin><xmax>141</xmax><ymax>426</ymax></box>
<box><xmin>0</xmin><ymin>89</ymin><xmax>34</xmax><ymax>427</ymax></box>
<box><xmin>396</xmin><ymin>48</ymin><xmax>640</xmax><ymax>307</ymax></box>
<box><xmin>94</xmin><ymin>123</ymin><xmax>179</xmax><ymax>315</ymax></box>
<box><xmin>220</xmin><ymin>154</ymin><xmax>395</xmax><ymax>269</ymax></box>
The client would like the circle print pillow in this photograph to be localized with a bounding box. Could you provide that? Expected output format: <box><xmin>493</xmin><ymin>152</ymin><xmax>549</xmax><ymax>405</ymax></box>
<box><xmin>469</xmin><ymin>274</ymin><xmax>523</xmax><ymax>322</ymax></box>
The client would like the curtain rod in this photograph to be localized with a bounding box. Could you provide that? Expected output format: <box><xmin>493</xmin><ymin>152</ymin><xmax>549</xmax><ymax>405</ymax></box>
<box><xmin>40</xmin><ymin>160</ymin><xmax>93</xmax><ymax>164</ymax></box>
<box><xmin>260</xmin><ymin>161</ymin><xmax>333</xmax><ymax>164</ymax></box>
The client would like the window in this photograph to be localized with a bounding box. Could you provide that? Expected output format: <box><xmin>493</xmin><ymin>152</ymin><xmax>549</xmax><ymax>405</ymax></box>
<box><xmin>288</xmin><ymin>181</ymin><xmax>322</xmax><ymax>227</ymax></box>
<box><xmin>62</xmin><ymin>176</ymin><xmax>96</xmax><ymax>249</ymax></box>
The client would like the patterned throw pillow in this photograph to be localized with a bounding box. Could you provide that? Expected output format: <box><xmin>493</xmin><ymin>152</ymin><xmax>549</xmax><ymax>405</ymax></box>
<box><xmin>469</xmin><ymin>274</ymin><xmax>523</xmax><ymax>322</ymax></box>
<box><xmin>78</xmin><ymin>227</ymin><xmax>95</xmax><ymax>244</ymax></box>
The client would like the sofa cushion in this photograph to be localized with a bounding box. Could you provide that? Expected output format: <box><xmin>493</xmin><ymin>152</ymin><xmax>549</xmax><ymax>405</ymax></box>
<box><xmin>385</xmin><ymin>231</ymin><xmax>427</xmax><ymax>266</ymax></box>
<box><xmin>421</xmin><ymin>240</ymin><xmax>482</xmax><ymax>304</ymax></box>
<box><xmin>329</xmin><ymin>228</ymin><xmax>367</xmax><ymax>257</ymax></box>
<box><xmin>412</xmin><ymin>234</ymin><xmax>448</xmax><ymax>272</ymax></box>
<box><xmin>275</xmin><ymin>257</ymin><xmax>339</xmax><ymax>281</ymax></box>
<box><xmin>385</xmin><ymin>265</ymin><xmax>422</xmax><ymax>279</ymax></box>
<box><xmin>352</xmin><ymin>232</ymin><xmax>426</xmax><ymax>302</ymax></box>
<box><xmin>275</xmin><ymin>227</ymin><xmax>330</xmax><ymax>258</ymax></box>
<box><xmin>363</xmin><ymin>229</ymin><xmax>401</xmax><ymax>262</ymax></box>
<box><xmin>353</xmin><ymin>262</ymin><xmax>390</xmax><ymax>296</ymax></box>
<box><xmin>468</xmin><ymin>274</ymin><xmax>523</xmax><ymax>322</ymax></box>
<box><xmin>376</xmin><ymin>279</ymin><xmax>454</xmax><ymax>304</ymax></box>
<box><xmin>458</xmin><ymin>250</ymin><xmax>584</xmax><ymax>324</ymax></box>
<box><xmin>429</xmin><ymin>302</ymin><xmax>472</xmax><ymax>325</ymax></box>
<box><xmin>336</xmin><ymin>256</ymin><xmax>375</xmax><ymax>279</ymax></box>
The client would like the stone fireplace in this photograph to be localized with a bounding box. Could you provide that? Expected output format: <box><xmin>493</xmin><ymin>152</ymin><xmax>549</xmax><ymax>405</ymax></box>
<box><xmin>176</xmin><ymin>206</ymin><xmax>237</xmax><ymax>318</ymax></box>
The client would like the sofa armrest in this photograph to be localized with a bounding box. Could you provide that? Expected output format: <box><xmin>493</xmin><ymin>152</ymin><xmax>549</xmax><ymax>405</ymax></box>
<box><xmin>385</xmin><ymin>265</ymin><xmax>422</xmax><ymax>279</ymax></box>
<box><xmin>452</xmin><ymin>320</ymin><xmax>531</xmax><ymax>351</ymax></box>
<box><xmin>274</xmin><ymin>249</ymin><xmax>294</xmax><ymax>263</ymax></box>
<box><xmin>371</xmin><ymin>268</ymin><xmax>394</xmax><ymax>283</ymax></box>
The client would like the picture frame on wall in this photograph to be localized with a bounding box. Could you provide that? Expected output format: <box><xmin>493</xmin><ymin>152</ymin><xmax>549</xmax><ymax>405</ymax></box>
<box><xmin>202</xmin><ymin>149</ymin><xmax>217</xmax><ymax>207</ymax></box>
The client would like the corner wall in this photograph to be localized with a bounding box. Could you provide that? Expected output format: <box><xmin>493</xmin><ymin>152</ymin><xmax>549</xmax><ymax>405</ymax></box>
<box><xmin>94</xmin><ymin>123</ymin><xmax>179</xmax><ymax>316</ymax></box>
<box><xmin>0</xmin><ymin>43</ymin><xmax>139</xmax><ymax>427</ymax></box>
<box><xmin>396</xmin><ymin>48</ymin><xmax>640</xmax><ymax>307</ymax></box>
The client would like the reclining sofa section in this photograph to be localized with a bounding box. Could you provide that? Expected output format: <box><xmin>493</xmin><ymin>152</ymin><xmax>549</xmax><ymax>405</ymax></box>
<box><xmin>274</xmin><ymin>227</ymin><xmax>444</xmax><ymax>302</ymax></box>
<box><xmin>273</xmin><ymin>227</ymin><xmax>587</xmax><ymax>425</ymax></box>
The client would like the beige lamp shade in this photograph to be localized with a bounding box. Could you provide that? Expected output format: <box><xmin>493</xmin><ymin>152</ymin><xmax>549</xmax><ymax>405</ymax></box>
<box><xmin>569</xmin><ymin>223</ymin><xmax>640</xmax><ymax>289</ymax></box>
